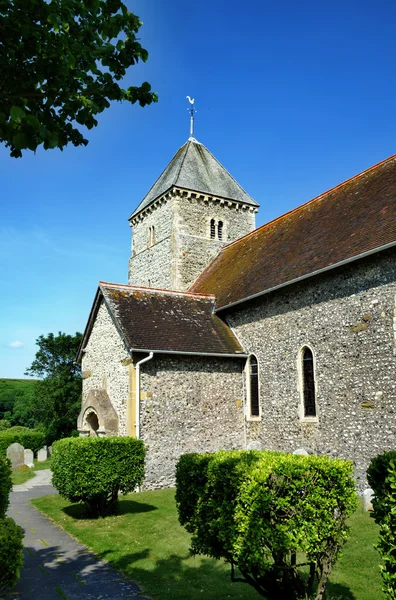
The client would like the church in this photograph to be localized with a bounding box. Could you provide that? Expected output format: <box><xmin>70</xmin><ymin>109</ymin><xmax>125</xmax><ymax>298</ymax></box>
<box><xmin>77</xmin><ymin>131</ymin><xmax>396</xmax><ymax>492</ymax></box>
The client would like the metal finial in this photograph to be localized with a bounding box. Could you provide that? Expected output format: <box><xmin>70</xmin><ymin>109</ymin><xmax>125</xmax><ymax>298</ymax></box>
<box><xmin>186</xmin><ymin>96</ymin><xmax>196</xmax><ymax>140</ymax></box>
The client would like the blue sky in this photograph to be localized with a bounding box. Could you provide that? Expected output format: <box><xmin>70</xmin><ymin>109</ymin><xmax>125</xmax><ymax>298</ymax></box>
<box><xmin>2</xmin><ymin>0</ymin><xmax>396</xmax><ymax>378</ymax></box>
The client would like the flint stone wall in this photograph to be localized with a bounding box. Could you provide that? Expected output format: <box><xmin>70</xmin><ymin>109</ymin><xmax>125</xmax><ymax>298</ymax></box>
<box><xmin>129</xmin><ymin>192</ymin><xmax>256</xmax><ymax>292</ymax></box>
<box><xmin>81</xmin><ymin>300</ymin><xmax>129</xmax><ymax>435</ymax></box>
<box><xmin>139</xmin><ymin>355</ymin><xmax>245</xmax><ymax>489</ymax></box>
<box><xmin>227</xmin><ymin>248</ymin><xmax>396</xmax><ymax>492</ymax></box>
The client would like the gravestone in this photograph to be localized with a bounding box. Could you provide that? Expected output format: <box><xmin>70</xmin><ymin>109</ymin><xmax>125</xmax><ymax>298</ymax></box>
<box><xmin>293</xmin><ymin>448</ymin><xmax>309</xmax><ymax>455</ymax></box>
<box><xmin>24</xmin><ymin>449</ymin><xmax>34</xmax><ymax>468</ymax></box>
<box><xmin>6</xmin><ymin>443</ymin><xmax>24</xmax><ymax>470</ymax></box>
<box><xmin>37</xmin><ymin>447</ymin><xmax>48</xmax><ymax>462</ymax></box>
<box><xmin>48</xmin><ymin>446</ymin><xmax>52</xmax><ymax>456</ymax></box>
<box><xmin>363</xmin><ymin>488</ymin><xmax>374</xmax><ymax>511</ymax></box>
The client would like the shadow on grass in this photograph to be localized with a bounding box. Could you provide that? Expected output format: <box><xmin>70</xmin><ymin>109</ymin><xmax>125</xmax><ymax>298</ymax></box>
<box><xmin>98</xmin><ymin>547</ymin><xmax>357</xmax><ymax>600</ymax></box>
<box><xmin>62</xmin><ymin>499</ymin><xmax>158</xmax><ymax>520</ymax></box>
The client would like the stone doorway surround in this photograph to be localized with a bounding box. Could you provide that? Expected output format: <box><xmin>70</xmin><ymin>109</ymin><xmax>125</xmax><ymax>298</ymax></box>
<box><xmin>77</xmin><ymin>389</ymin><xmax>119</xmax><ymax>437</ymax></box>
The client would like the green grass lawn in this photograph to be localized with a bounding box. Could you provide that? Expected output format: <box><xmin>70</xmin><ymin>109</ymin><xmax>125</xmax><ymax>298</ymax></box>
<box><xmin>31</xmin><ymin>489</ymin><xmax>384</xmax><ymax>600</ymax></box>
<box><xmin>11</xmin><ymin>457</ymin><xmax>52</xmax><ymax>485</ymax></box>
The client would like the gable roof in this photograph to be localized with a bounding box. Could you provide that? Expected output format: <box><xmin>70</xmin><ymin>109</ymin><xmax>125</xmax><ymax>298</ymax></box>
<box><xmin>129</xmin><ymin>139</ymin><xmax>258</xmax><ymax>219</ymax></box>
<box><xmin>190</xmin><ymin>154</ymin><xmax>396</xmax><ymax>310</ymax></box>
<box><xmin>78</xmin><ymin>282</ymin><xmax>246</xmax><ymax>361</ymax></box>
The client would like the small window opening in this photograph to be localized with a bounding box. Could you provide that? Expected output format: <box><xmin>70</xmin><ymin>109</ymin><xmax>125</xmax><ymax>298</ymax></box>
<box><xmin>302</xmin><ymin>347</ymin><xmax>316</xmax><ymax>417</ymax></box>
<box><xmin>210</xmin><ymin>219</ymin><xmax>216</xmax><ymax>239</ymax></box>
<box><xmin>249</xmin><ymin>355</ymin><xmax>260</xmax><ymax>417</ymax></box>
<box><xmin>218</xmin><ymin>220</ymin><xmax>223</xmax><ymax>240</ymax></box>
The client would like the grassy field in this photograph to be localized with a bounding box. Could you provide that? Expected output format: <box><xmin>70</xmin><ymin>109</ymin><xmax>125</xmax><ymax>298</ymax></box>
<box><xmin>32</xmin><ymin>489</ymin><xmax>383</xmax><ymax>600</ymax></box>
<box><xmin>11</xmin><ymin>457</ymin><xmax>52</xmax><ymax>485</ymax></box>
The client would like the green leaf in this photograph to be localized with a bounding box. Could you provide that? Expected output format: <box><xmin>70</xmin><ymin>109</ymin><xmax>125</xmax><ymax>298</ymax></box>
<box><xmin>12</xmin><ymin>133</ymin><xmax>27</xmax><ymax>149</ymax></box>
<box><xmin>10</xmin><ymin>106</ymin><xmax>25</xmax><ymax>123</ymax></box>
<box><xmin>26</xmin><ymin>115</ymin><xmax>40</xmax><ymax>132</ymax></box>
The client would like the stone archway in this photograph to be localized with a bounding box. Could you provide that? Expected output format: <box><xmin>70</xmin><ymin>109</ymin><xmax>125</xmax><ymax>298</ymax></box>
<box><xmin>77</xmin><ymin>389</ymin><xmax>119</xmax><ymax>437</ymax></box>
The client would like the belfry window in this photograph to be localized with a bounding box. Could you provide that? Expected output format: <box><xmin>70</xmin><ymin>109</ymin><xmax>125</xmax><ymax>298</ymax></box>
<box><xmin>302</xmin><ymin>347</ymin><xmax>316</xmax><ymax>417</ymax></box>
<box><xmin>247</xmin><ymin>354</ymin><xmax>260</xmax><ymax>418</ymax></box>
<box><xmin>209</xmin><ymin>218</ymin><xmax>225</xmax><ymax>241</ymax></box>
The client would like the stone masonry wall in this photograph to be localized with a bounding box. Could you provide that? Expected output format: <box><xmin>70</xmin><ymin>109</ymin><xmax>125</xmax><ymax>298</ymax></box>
<box><xmin>138</xmin><ymin>355</ymin><xmax>245</xmax><ymax>488</ymax></box>
<box><xmin>81</xmin><ymin>301</ymin><xmax>130</xmax><ymax>435</ymax></box>
<box><xmin>174</xmin><ymin>195</ymin><xmax>256</xmax><ymax>290</ymax></box>
<box><xmin>227</xmin><ymin>249</ymin><xmax>396</xmax><ymax>492</ymax></box>
<box><xmin>128</xmin><ymin>200</ymin><xmax>173</xmax><ymax>289</ymax></box>
<box><xmin>129</xmin><ymin>192</ymin><xmax>257</xmax><ymax>291</ymax></box>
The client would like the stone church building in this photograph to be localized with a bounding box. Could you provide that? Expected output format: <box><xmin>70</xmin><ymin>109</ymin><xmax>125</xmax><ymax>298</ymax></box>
<box><xmin>77</xmin><ymin>136</ymin><xmax>396</xmax><ymax>491</ymax></box>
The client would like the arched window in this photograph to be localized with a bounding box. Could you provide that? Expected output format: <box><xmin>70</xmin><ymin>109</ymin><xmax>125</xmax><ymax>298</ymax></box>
<box><xmin>218</xmin><ymin>220</ymin><xmax>223</xmax><ymax>240</ymax></box>
<box><xmin>248</xmin><ymin>354</ymin><xmax>260</xmax><ymax>418</ymax></box>
<box><xmin>151</xmin><ymin>225</ymin><xmax>156</xmax><ymax>245</ymax></box>
<box><xmin>302</xmin><ymin>347</ymin><xmax>316</xmax><ymax>417</ymax></box>
<box><xmin>210</xmin><ymin>219</ymin><xmax>216</xmax><ymax>239</ymax></box>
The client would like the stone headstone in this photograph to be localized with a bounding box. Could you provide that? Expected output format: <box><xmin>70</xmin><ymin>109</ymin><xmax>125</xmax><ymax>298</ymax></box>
<box><xmin>6</xmin><ymin>442</ymin><xmax>25</xmax><ymax>470</ymax></box>
<box><xmin>24</xmin><ymin>449</ymin><xmax>34</xmax><ymax>468</ymax></box>
<box><xmin>37</xmin><ymin>447</ymin><xmax>48</xmax><ymax>462</ymax></box>
<box><xmin>293</xmin><ymin>448</ymin><xmax>309</xmax><ymax>455</ymax></box>
<box><xmin>48</xmin><ymin>446</ymin><xmax>52</xmax><ymax>456</ymax></box>
<box><xmin>246</xmin><ymin>441</ymin><xmax>261</xmax><ymax>451</ymax></box>
<box><xmin>363</xmin><ymin>488</ymin><xmax>374</xmax><ymax>511</ymax></box>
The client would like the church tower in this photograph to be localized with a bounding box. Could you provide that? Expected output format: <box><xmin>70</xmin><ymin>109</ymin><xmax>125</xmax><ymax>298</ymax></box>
<box><xmin>128</xmin><ymin>137</ymin><xmax>259</xmax><ymax>291</ymax></box>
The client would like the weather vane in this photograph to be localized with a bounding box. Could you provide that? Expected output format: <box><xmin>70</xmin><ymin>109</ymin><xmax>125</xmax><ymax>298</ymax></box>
<box><xmin>186</xmin><ymin>96</ymin><xmax>196</xmax><ymax>139</ymax></box>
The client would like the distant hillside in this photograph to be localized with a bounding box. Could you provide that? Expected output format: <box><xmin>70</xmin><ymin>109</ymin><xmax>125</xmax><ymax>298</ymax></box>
<box><xmin>0</xmin><ymin>378</ymin><xmax>38</xmax><ymax>421</ymax></box>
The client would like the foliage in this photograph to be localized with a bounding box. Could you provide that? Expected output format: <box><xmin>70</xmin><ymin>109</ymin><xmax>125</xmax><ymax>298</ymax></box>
<box><xmin>176</xmin><ymin>450</ymin><xmax>357</xmax><ymax>600</ymax></box>
<box><xmin>368</xmin><ymin>452</ymin><xmax>396</xmax><ymax>598</ymax></box>
<box><xmin>0</xmin><ymin>420</ymin><xmax>10</xmax><ymax>431</ymax></box>
<box><xmin>25</xmin><ymin>332</ymin><xmax>82</xmax><ymax>443</ymax></box>
<box><xmin>0</xmin><ymin>456</ymin><xmax>12</xmax><ymax>518</ymax></box>
<box><xmin>0</xmin><ymin>0</ymin><xmax>157</xmax><ymax>158</ymax></box>
<box><xmin>0</xmin><ymin>517</ymin><xmax>24</xmax><ymax>592</ymax></box>
<box><xmin>32</xmin><ymin>489</ymin><xmax>381</xmax><ymax>600</ymax></box>
<box><xmin>0</xmin><ymin>428</ymin><xmax>46</xmax><ymax>457</ymax></box>
<box><xmin>367</xmin><ymin>450</ymin><xmax>396</xmax><ymax>525</ymax></box>
<box><xmin>0</xmin><ymin>378</ymin><xmax>37</xmax><ymax>427</ymax></box>
<box><xmin>51</xmin><ymin>436</ymin><xmax>145</xmax><ymax>517</ymax></box>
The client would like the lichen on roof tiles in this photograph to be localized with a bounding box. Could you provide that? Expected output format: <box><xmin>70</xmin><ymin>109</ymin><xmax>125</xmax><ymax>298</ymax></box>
<box><xmin>100</xmin><ymin>283</ymin><xmax>244</xmax><ymax>355</ymax></box>
<box><xmin>190</xmin><ymin>153</ymin><xmax>396</xmax><ymax>309</ymax></box>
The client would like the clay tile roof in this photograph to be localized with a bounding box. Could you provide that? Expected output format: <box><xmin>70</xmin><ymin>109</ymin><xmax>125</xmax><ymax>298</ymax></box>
<box><xmin>129</xmin><ymin>139</ymin><xmax>258</xmax><ymax>219</ymax></box>
<box><xmin>100</xmin><ymin>283</ymin><xmax>244</xmax><ymax>355</ymax></box>
<box><xmin>190</xmin><ymin>154</ymin><xmax>396</xmax><ymax>309</ymax></box>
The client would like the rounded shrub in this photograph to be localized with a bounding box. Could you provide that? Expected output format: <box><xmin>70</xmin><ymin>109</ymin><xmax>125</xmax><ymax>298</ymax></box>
<box><xmin>52</xmin><ymin>436</ymin><xmax>145</xmax><ymax>517</ymax></box>
<box><xmin>0</xmin><ymin>517</ymin><xmax>24</xmax><ymax>592</ymax></box>
<box><xmin>0</xmin><ymin>456</ymin><xmax>12</xmax><ymax>518</ymax></box>
<box><xmin>0</xmin><ymin>428</ymin><xmax>45</xmax><ymax>457</ymax></box>
<box><xmin>176</xmin><ymin>450</ymin><xmax>357</xmax><ymax>600</ymax></box>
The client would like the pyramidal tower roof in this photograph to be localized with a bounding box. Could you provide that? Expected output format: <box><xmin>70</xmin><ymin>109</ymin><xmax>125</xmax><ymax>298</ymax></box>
<box><xmin>129</xmin><ymin>138</ymin><xmax>258</xmax><ymax>219</ymax></box>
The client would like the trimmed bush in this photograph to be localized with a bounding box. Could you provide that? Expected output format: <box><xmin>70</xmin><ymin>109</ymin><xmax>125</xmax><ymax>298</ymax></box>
<box><xmin>176</xmin><ymin>450</ymin><xmax>357</xmax><ymax>600</ymax></box>
<box><xmin>0</xmin><ymin>456</ymin><xmax>12</xmax><ymax>518</ymax></box>
<box><xmin>367</xmin><ymin>450</ymin><xmax>396</xmax><ymax>525</ymax></box>
<box><xmin>52</xmin><ymin>437</ymin><xmax>145</xmax><ymax>517</ymax></box>
<box><xmin>368</xmin><ymin>452</ymin><xmax>396</xmax><ymax>598</ymax></box>
<box><xmin>0</xmin><ymin>518</ymin><xmax>24</xmax><ymax>592</ymax></box>
<box><xmin>0</xmin><ymin>428</ymin><xmax>45</xmax><ymax>457</ymax></box>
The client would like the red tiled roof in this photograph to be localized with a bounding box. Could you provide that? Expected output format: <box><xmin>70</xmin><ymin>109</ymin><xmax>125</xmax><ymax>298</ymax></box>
<box><xmin>190</xmin><ymin>154</ymin><xmax>396</xmax><ymax>309</ymax></box>
<box><xmin>99</xmin><ymin>283</ymin><xmax>244</xmax><ymax>355</ymax></box>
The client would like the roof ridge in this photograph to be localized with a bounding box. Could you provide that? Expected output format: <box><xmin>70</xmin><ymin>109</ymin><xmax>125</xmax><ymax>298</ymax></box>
<box><xmin>99</xmin><ymin>281</ymin><xmax>215</xmax><ymax>299</ymax></box>
<box><xmin>128</xmin><ymin>141</ymin><xmax>189</xmax><ymax>220</ymax></box>
<box><xmin>222</xmin><ymin>152</ymin><xmax>396</xmax><ymax>252</ymax></box>
<box><xmin>174</xmin><ymin>140</ymin><xmax>191</xmax><ymax>184</ymax></box>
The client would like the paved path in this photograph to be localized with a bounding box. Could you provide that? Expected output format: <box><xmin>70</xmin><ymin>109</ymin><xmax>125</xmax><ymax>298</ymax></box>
<box><xmin>5</xmin><ymin>471</ymin><xmax>148</xmax><ymax>600</ymax></box>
